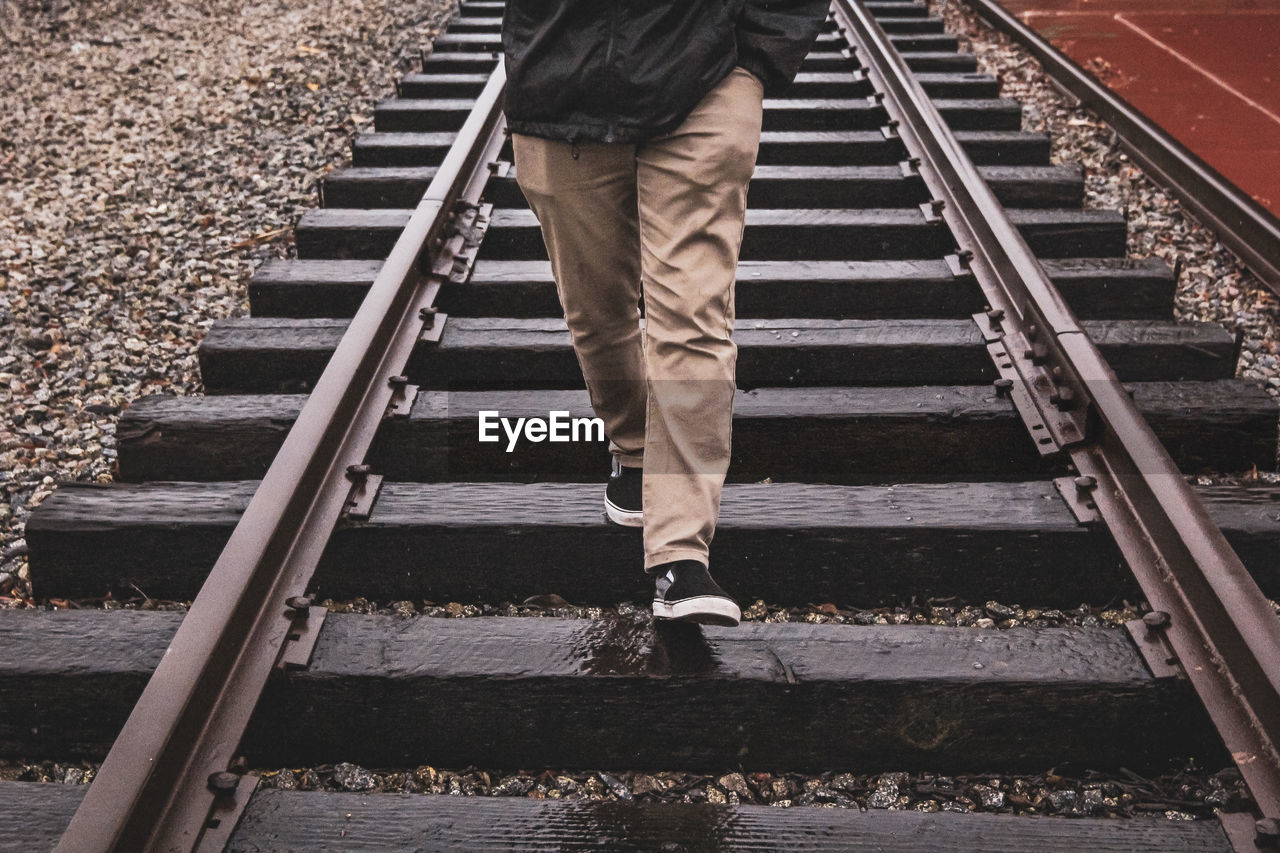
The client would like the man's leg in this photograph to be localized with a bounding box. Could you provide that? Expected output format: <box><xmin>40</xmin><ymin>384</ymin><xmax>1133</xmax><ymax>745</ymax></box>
<box><xmin>510</xmin><ymin>133</ymin><xmax>647</xmax><ymax>469</ymax></box>
<box><xmin>635</xmin><ymin>67</ymin><xmax>765</xmax><ymax>571</ymax></box>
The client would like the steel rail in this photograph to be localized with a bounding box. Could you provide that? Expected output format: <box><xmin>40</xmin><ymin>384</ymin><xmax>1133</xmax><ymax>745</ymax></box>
<box><xmin>55</xmin><ymin>65</ymin><xmax>508</xmax><ymax>853</ymax></box>
<box><xmin>832</xmin><ymin>0</ymin><xmax>1280</xmax><ymax>837</ymax></box>
<box><xmin>961</xmin><ymin>0</ymin><xmax>1280</xmax><ymax>296</ymax></box>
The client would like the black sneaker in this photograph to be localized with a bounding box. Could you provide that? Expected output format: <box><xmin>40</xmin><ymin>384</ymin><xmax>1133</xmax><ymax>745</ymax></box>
<box><xmin>651</xmin><ymin>560</ymin><xmax>741</xmax><ymax>627</ymax></box>
<box><xmin>604</xmin><ymin>457</ymin><xmax>642</xmax><ymax>527</ymax></box>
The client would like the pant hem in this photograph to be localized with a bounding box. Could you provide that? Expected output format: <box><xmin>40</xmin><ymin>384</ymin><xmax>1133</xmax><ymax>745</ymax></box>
<box><xmin>644</xmin><ymin>549</ymin><xmax>709</xmax><ymax>572</ymax></box>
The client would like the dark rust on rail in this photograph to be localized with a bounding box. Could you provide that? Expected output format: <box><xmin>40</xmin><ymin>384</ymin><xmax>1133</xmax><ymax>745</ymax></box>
<box><xmin>53</xmin><ymin>62</ymin><xmax>509</xmax><ymax>853</ymax></box>
<box><xmin>830</xmin><ymin>0</ymin><xmax>1280</xmax><ymax>838</ymax></box>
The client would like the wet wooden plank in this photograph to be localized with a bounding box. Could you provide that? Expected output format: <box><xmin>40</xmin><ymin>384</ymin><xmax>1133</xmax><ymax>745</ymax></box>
<box><xmin>248</xmin><ymin>258</ymin><xmax>384</xmax><ymax>317</ymax></box>
<box><xmin>399</xmin><ymin>70</ymin><xmax>992</xmax><ymax>101</ymax></box>
<box><xmin>933</xmin><ymin>130</ymin><xmax>1051</xmax><ymax>166</ymax></box>
<box><xmin>351</xmin><ymin>131</ymin><xmax>457</xmax><ymax>167</ymax></box>
<box><xmin>230</xmin><ymin>792</ymin><xmax>1234</xmax><ymax>852</ymax></box>
<box><xmin>428</xmin><ymin>31</ymin><xmax>504</xmax><ymax>52</ymax></box>
<box><xmin>788</xmin><ymin>70</ymin><xmax>999</xmax><ymax>99</ymax></box>
<box><xmin>396</xmin><ymin>72</ymin><xmax>492</xmax><ymax>98</ymax></box>
<box><xmin>373</xmin><ymin>98</ymin><xmax>480</xmax><ymax>133</ymax></box>
<box><xmin>426</xmin><ymin>29</ymin><xmax>960</xmax><ymax>56</ymax></box>
<box><xmin>801</xmin><ymin>51</ymin><xmax>978</xmax><ymax>74</ymax></box>
<box><xmin>421</xmin><ymin>51</ymin><xmax>500</xmax><ymax>74</ymax></box>
<box><xmin>874</xmin><ymin>16</ymin><xmax>947</xmax><ymax>34</ymax></box>
<box><xmin>115</xmin><ymin>382</ymin><xmax>1277</xmax><ymax>483</ymax></box>
<box><xmin>760</xmin><ymin>98</ymin><xmax>1021</xmax><ymax>132</ymax></box>
<box><xmin>0</xmin><ymin>611</ymin><xmax>1223</xmax><ymax>770</ymax></box>
<box><xmin>247</xmin><ymin>258</ymin><xmax>385</xmax><ymax>318</ymax></box>
<box><xmin>1035</xmin><ymin>257</ymin><xmax>1174</xmax><ymax>319</ymax></box>
<box><xmin>864</xmin><ymin>1</ymin><xmax>930</xmax><ymax>15</ymax></box>
<box><xmin>321</xmin><ymin>163</ymin><xmax>1083</xmax><ymax>210</ymax></box>
<box><xmin>373</xmin><ymin>97</ymin><xmax>1020</xmax><ymax>134</ymax></box>
<box><xmin>477</xmin><ymin>208</ymin><xmax>1125</xmax><ymax>261</ymax></box>
<box><xmin>439</xmin><ymin>257</ymin><xmax>1171</xmax><ymax>321</ymax></box>
<box><xmin>869</xmin><ymin>0</ymin><xmax>930</xmax><ymax>10</ymax></box>
<box><xmin>881</xmin><ymin>32</ymin><xmax>960</xmax><ymax>52</ymax></box>
<box><xmin>0</xmin><ymin>782</ymin><xmax>1234</xmax><ymax>853</ymax></box>
<box><xmin>349</xmin><ymin>129</ymin><xmax>1048</xmax><ymax>168</ymax></box>
<box><xmin>322</xmin><ymin>207</ymin><xmax>1118</xmax><ymax>263</ymax></box>
<box><xmin>810</xmin><ymin>30</ymin><xmax>960</xmax><ymax>53</ymax></box>
<box><xmin>1007</xmin><ymin>208</ymin><xmax>1129</xmax><ymax>257</ymax></box>
<box><xmin>440</xmin><ymin>18</ymin><xmax>503</xmax><ymax>33</ymax></box>
<box><xmin>974</xmin><ymin>164</ymin><xmax>1085</xmax><ymax>208</ymax></box>
<box><xmin>26</xmin><ymin>479</ymin><xmax>1280</xmax><ymax>605</ymax></box>
<box><xmin>450</xmin><ymin>17</ymin><xmax>944</xmax><ymax>36</ymax></box>
<box><xmin>889</xmin><ymin>70</ymin><xmax>1005</xmax><ymax>98</ymax></box>
<box><xmin>298</xmin><ymin>207</ymin><xmax>958</xmax><ymax>262</ymax></box>
<box><xmin>0</xmin><ymin>784</ymin><xmax>82</xmax><ymax>853</ymax></box>
<box><xmin>455</xmin><ymin>0</ymin><xmax>505</xmax><ymax>15</ymax></box>
<box><xmin>248</xmin><ymin>257</ymin><xmax>1172</xmax><ymax>321</ymax></box>
<box><xmin>197</xmin><ymin>317</ymin><xmax>1235</xmax><ymax>394</ymax></box>
<box><xmin>321</xmin><ymin>165</ymin><xmax>440</xmax><ymax>208</ymax></box>
<box><xmin>294</xmin><ymin>208</ymin><xmax>410</xmax><ymax>260</ymax></box>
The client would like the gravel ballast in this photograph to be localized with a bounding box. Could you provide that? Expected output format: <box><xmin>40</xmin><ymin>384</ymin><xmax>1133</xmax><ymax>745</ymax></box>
<box><xmin>0</xmin><ymin>0</ymin><xmax>457</xmax><ymax>601</ymax></box>
<box><xmin>1</xmin><ymin>758</ymin><xmax>1251</xmax><ymax>821</ymax></box>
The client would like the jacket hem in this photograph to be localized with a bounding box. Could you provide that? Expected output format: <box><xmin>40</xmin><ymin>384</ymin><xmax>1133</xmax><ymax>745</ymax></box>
<box><xmin>734</xmin><ymin>52</ymin><xmax>782</xmax><ymax>97</ymax></box>
<box><xmin>506</xmin><ymin>110</ymin><xmax>694</xmax><ymax>145</ymax></box>
<box><xmin>506</xmin><ymin>62</ymin><xmax>742</xmax><ymax>145</ymax></box>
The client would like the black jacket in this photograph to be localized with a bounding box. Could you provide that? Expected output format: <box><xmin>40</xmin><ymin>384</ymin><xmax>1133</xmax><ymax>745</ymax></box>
<box><xmin>501</xmin><ymin>0</ymin><xmax>831</xmax><ymax>144</ymax></box>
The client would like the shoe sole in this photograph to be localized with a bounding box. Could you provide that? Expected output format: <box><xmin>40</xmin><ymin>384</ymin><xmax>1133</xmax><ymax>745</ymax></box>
<box><xmin>653</xmin><ymin>595</ymin><xmax>741</xmax><ymax>627</ymax></box>
<box><xmin>604</xmin><ymin>496</ymin><xmax>643</xmax><ymax>527</ymax></box>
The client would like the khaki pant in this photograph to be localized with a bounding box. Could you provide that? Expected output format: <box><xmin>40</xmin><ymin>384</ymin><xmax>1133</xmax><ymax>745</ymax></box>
<box><xmin>512</xmin><ymin>67</ymin><xmax>764</xmax><ymax>571</ymax></box>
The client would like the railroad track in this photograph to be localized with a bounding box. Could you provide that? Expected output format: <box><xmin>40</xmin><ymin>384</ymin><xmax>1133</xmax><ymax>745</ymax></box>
<box><xmin>3</xmin><ymin>0</ymin><xmax>1280</xmax><ymax>850</ymax></box>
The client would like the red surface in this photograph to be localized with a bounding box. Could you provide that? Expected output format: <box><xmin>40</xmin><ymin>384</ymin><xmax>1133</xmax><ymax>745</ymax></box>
<box><xmin>997</xmin><ymin>0</ymin><xmax>1280</xmax><ymax>216</ymax></box>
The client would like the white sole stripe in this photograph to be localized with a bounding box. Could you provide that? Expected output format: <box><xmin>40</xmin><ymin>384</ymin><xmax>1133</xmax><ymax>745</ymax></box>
<box><xmin>604</xmin><ymin>496</ymin><xmax>643</xmax><ymax>527</ymax></box>
<box><xmin>652</xmin><ymin>595</ymin><xmax>741</xmax><ymax>626</ymax></box>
